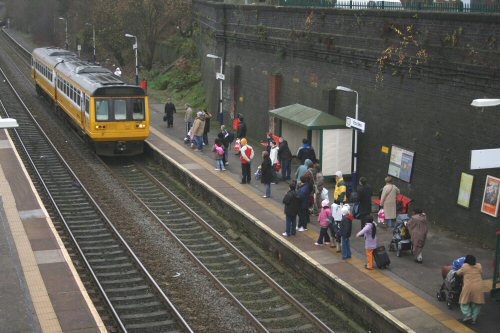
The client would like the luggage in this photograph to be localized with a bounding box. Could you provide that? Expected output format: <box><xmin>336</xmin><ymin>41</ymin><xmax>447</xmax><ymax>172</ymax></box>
<box><xmin>374</xmin><ymin>245</ymin><xmax>390</xmax><ymax>269</ymax></box>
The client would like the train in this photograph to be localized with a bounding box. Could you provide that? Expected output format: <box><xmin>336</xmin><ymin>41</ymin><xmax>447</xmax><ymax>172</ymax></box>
<box><xmin>31</xmin><ymin>47</ymin><xmax>149</xmax><ymax>156</ymax></box>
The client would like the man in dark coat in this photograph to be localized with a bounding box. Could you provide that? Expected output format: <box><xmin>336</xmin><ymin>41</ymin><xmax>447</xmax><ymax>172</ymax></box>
<box><xmin>282</xmin><ymin>181</ymin><xmax>300</xmax><ymax>236</ymax></box>
<box><xmin>357</xmin><ymin>177</ymin><xmax>373</xmax><ymax>227</ymax></box>
<box><xmin>297</xmin><ymin>176</ymin><xmax>313</xmax><ymax>231</ymax></box>
<box><xmin>278</xmin><ymin>137</ymin><xmax>293</xmax><ymax>180</ymax></box>
<box><xmin>164</xmin><ymin>98</ymin><xmax>176</xmax><ymax>128</ymax></box>
<box><xmin>297</xmin><ymin>138</ymin><xmax>317</xmax><ymax>164</ymax></box>
<box><xmin>237</xmin><ymin>116</ymin><xmax>247</xmax><ymax>139</ymax></box>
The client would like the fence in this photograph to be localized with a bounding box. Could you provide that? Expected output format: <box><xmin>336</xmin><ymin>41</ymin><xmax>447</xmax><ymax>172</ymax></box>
<box><xmin>277</xmin><ymin>0</ymin><xmax>500</xmax><ymax>13</ymax></box>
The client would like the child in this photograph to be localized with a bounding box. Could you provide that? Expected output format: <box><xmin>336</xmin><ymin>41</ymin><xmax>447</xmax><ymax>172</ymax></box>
<box><xmin>356</xmin><ymin>216</ymin><xmax>377</xmax><ymax>270</ymax></box>
<box><xmin>212</xmin><ymin>138</ymin><xmax>226</xmax><ymax>171</ymax></box>
<box><xmin>340</xmin><ymin>205</ymin><xmax>353</xmax><ymax>259</ymax></box>
<box><xmin>330</xmin><ymin>203</ymin><xmax>343</xmax><ymax>251</ymax></box>
<box><xmin>315</xmin><ymin>199</ymin><xmax>332</xmax><ymax>245</ymax></box>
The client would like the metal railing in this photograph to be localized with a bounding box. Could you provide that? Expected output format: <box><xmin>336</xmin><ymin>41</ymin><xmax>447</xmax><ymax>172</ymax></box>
<box><xmin>278</xmin><ymin>0</ymin><xmax>500</xmax><ymax>13</ymax></box>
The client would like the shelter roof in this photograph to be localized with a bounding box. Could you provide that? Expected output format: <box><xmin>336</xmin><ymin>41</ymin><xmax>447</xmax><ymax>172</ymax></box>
<box><xmin>269</xmin><ymin>104</ymin><xmax>346</xmax><ymax>130</ymax></box>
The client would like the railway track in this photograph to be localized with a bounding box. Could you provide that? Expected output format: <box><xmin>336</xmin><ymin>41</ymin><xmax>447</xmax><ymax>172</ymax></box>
<box><xmin>106</xmin><ymin>158</ymin><xmax>360</xmax><ymax>333</ymax></box>
<box><xmin>0</xmin><ymin>65</ymin><xmax>192</xmax><ymax>332</ymax></box>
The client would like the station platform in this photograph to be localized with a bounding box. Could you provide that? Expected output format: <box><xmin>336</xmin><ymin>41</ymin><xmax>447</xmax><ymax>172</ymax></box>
<box><xmin>3</xmin><ymin>27</ymin><xmax>497</xmax><ymax>332</ymax></box>
<box><xmin>0</xmin><ymin>128</ymin><xmax>105</xmax><ymax>332</ymax></box>
<box><xmin>145</xmin><ymin>101</ymin><xmax>499</xmax><ymax>333</ymax></box>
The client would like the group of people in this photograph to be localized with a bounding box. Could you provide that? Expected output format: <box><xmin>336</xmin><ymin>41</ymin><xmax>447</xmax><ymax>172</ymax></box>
<box><xmin>161</xmin><ymin>106</ymin><xmax>486</xmax><ymax>325</ymax></box>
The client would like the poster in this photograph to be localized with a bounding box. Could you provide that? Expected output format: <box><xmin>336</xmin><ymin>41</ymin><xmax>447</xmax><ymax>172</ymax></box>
<box><xmin>388</xmin><ymin>145</ymin><xmax>415</xmax><ymax>183</ymax></box>
<box><xmin>457</xmin><ymin>173</ymin><xmax>474</xmax><ymax>208</ymax></box>
<box><xmin>481</xmin><ymin>175</ymin><xmax>500</xmax><ymax>217</ymax></box>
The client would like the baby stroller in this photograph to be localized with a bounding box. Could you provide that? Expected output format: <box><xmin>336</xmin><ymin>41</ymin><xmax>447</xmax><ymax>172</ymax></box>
<box><xmin>388</xmin><ymin>214</ymin><xmax>412</xmax><ymax>257</ymax></box>
<box><xmin>437</xmin><ymin>268</ymin><xmax>463</xmax><ymax>309</ymax></box>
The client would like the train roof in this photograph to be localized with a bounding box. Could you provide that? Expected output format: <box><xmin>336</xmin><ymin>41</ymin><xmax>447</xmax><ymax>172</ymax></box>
<box><xmin>32</xmin><ymin>47</ymin><xmax>140</xmax><ymax>95</ymax></box>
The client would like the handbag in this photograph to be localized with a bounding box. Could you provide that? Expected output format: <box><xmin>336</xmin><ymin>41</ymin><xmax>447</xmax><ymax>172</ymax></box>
<box><xmin>163</xmin><ymin>114</ymin><xmax>167</xmax><ymax>121</ymax></box>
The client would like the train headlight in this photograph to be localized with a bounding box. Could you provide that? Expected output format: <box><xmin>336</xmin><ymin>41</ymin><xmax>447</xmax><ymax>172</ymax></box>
<box><xmin>137</xmin><ymin>123</ymin><xmax>146</xmax><ymax>128</ymax></box>
<box><xmin>95</xmin><ymin>125</ymin><xmax>106</xmax><ymax>129</ymax></box>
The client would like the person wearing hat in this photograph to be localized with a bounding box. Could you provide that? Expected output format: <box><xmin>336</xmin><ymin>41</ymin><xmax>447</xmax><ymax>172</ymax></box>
<box><xmin>114</xmin><ymin>67</ymin><xmax>122</xmax><ymax>77</ymax></box>
<box><xmin>380</xmin><ymin>176</ymin><xmax>400</xmax><ymax>228</ymax></box>
<box><xmin>191</xmin><ymin>111</ymin><xmax>206</xmax><ymax>151</ymax></box>
<box><xmin>333</xmin><ymin>171</ymin><xmax>347</xmax><ymax>204</ymax></box>
<box><xmin>340</xmin><ymin>205</ymin><xmax>353</xmax><ymax>259</ymax></box>
<box><xmin>239</xmin><ymin>138</ymin><xmax>254</xmax><ymax>184</ymax></box>
<box><xmin>315</xmin><ymin>199</ymin><xmax>332</xmax><ymax>245</ymax></box>
<box><xmin>282</xmin><ymin>180</ymin><xmax>300</xmax><ymax>237</ymax></box>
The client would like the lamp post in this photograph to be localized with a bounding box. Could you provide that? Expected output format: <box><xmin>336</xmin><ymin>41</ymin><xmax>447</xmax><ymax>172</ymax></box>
<box><xmin>125</xmin><ymin>33</ymin><xmax>139</xmax><ymax>85</ymax></box>
<box><xmin>58</xmin><ymin>17</ymin><xmax>68</xmax><ymax>50</ymax></box>
<box><xmin>85</xmin><ymin>23</ymin><xmax>96</xmax><ymax>63</ymax></box>
<box><xmin>336</xmin><ymin>85</ymin><xmax>359</xmax><ymax>191</ymax></box>
<box><xmin>206</xmin><ymin>53</ymin><xmax>224</xmax><ymax>125</ymax></box>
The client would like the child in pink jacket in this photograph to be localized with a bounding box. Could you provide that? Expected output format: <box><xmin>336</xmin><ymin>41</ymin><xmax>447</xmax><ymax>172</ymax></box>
<box><xmin>315</xmin><ymin>199</ymin><xmax>332</xmax><ymax>245</ymax></box>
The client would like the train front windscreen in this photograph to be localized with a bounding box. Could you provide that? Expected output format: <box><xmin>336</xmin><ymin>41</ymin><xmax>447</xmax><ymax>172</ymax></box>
<box><xmin>95</xmin><ymin>98</ymin><xmax>146</xmax><ymax>121</ymax></box>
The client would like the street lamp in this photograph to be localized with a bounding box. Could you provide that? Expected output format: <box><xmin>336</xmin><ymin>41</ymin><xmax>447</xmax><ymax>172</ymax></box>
<box><xmin>85</xmin><ymin>23</ymin><xmax>96</xmax><ymax>63</ymax></box>
<box><xmin>58</xmin><ymin>17</ymin><xmax>68</xmax><ymax>50</ymax></box>
<box><xmin>471</xmin><ymin>99</ymin><xmax>500</xmax><ymax>108</ymax></box>
<box><xmin>125</xmin><ymin>33</ymin><xmax>139</xmax><ymax>85</ymax></box>
<box><xmin>206</xmin><ymin>53</ymin><xmax>224</xmax><ymax>125</ymax></box>
<box><xmin>336</xmin><ymin>85</ymin><xmax>359</xmax><ymax>191</ymax></box>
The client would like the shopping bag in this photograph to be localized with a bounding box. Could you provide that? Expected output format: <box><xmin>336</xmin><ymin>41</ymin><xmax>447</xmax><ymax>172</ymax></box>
<box><xmin>234</xmin><ymin>139</ymin><xmax>241</xmax><ymax>151</ymax></box>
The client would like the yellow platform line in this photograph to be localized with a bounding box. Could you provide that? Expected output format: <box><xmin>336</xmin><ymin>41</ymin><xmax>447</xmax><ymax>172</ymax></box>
<box><xmin>0</xmin><ymin>166</ymin><xmax>62</xmax><ymax>333</ymax></box>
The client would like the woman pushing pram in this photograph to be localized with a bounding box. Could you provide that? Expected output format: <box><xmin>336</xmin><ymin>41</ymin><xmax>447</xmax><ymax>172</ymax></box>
<box><xmin>437</xmin><ymin>256</ymin><xmax>465</xmax><ymax>309</ymax></box>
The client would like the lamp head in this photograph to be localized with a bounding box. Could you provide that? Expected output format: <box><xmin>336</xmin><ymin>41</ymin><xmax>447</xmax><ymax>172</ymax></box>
<box><xmin>58</xmin><ymin>17</ymin><xmax>65</xmax><ymax>21</ymax></box>
<box><xmin>124</xmin><ymin>33</ymin><xmax>135</xmax><ymax>38</ymax></box>
<box><xmin>471</xmin><ymin>99</ymin><xmax>500</xmax><ymax>108</ymax></box>
<box><xmin>206</xmin><ymin>54</ymin><xmax>219</xmax><ymax>59</ymax></box>
<box><xmin>336</xmin><ymin>85</ymin><xmax>354</xmax><ymax>93</ymax></box>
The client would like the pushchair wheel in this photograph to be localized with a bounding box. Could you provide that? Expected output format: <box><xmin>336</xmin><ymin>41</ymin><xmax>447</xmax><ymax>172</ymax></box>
<box><xmin>437</xmin><ymin>290</ymin><xmax>446</xmax><ymax>301</ymax></box>
<box><xmin>447</xmin><ymin>300</ymin><xmax>452</xmax><ymax>309</ymax></box>
<box><xmin>389</xmin><ymin>242</ymin><xmax>395</xmax><ymax>252</ymax></box>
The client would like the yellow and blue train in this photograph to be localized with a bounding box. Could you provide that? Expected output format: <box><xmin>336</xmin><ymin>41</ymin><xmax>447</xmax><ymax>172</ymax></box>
<box><xmin>32</xmin><ymin>47</ymin><xmax>149</xmax><ymax>156</ymax></box>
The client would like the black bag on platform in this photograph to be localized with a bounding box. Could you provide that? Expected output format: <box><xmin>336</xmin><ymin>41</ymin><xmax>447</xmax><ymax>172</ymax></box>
<box><xmin>374</xmin><ymin>245</ymin><xmax>391</xmax><ymax>269</ymax></box>
<box><xmin>163</xmin><ymin>114</ymin><xmax>167</xmax><ymax>122</ymax></box>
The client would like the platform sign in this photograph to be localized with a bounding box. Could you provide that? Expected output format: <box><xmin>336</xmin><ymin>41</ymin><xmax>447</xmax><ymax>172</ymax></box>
<box><xmin>471</xmin><ymin>148</ymin><xmax>500</xmax><ymax>170</ymax></box>
<box><xmin>346</xmin><ymin>116</ymin><xmax>365</xmax><ymax>132</ymax></box>
<box><xmin>216</xmin><ymin>72</ymin><xmax>225</xmax><ymax>80</ymax></box>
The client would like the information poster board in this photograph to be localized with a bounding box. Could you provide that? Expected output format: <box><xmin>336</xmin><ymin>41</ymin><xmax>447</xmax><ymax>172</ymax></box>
<box><xmin>457</xmin><ymin>172</ymin><xmax>474</xmax><ymax>208</ymax></box>
<box><xmin>388</xmin><ymin>145</ymin><xmax>415</xmax><ymax>183</ymax></box>
<box><xmin>481</xmin><ymin>175</ymin><xmax>500</xmax><ymax>217</ymax></box>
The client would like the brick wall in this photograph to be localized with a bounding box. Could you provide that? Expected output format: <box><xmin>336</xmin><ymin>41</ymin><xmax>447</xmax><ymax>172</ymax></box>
<box><xmin>194</xmin><ymin>0</ymin><xmax>500</xmax><ymax>246</ymax></box>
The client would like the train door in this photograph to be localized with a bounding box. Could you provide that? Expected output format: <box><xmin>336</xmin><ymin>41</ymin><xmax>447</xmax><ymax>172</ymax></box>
<box><xmin>83</xmin><ymin>94</ymin><xmax>90</xmax><ymax>129</ymax></box>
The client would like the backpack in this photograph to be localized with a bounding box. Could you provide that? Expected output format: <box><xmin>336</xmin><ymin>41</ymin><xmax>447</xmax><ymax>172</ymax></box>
<box><xmin>216</xmin><ymin>146</ymin><xmax>224</xmax><ymax>156</ymax></box>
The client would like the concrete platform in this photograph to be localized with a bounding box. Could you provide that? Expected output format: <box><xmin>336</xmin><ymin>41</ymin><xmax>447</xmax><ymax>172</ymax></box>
<box><xmin>145</xmin><ymin>101</ymin><xmax>499</xmax><ymax>333</ymax></box>
<box><xmin>0</xmin><ymin>128</ymin><xmax>106</xmax><ymax>332</ymax></box>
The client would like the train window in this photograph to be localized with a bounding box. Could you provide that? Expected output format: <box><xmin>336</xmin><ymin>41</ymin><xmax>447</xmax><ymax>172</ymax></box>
<box><xmin>131</xmin><ymin>99</ymin><xmax>145</xmax><ymax>120</ymax></box>
<box><xmin>96</xmin><ymin>100</ymin><xmax>109</xmax><ymax>121</ymax></box>
<box><xmin>114</xmin><ymin>100</ymin><xmax>127</xmax><ymax>120</ymax></box>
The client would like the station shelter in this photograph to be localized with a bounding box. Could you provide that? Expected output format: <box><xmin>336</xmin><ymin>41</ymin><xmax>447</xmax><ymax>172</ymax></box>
<box><xmin>269</xmin><ymin>103</ymin><xmax>352</xmax><ymax>178</ymax></box>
